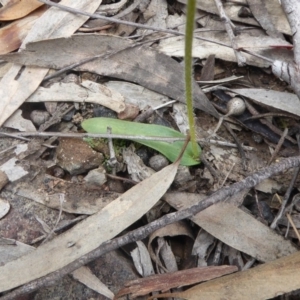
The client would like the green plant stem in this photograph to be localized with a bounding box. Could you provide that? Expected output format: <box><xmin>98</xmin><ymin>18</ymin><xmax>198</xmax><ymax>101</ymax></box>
<box><xmin>185</xmin><ymin>0</ymin><xmax>199</xmax><ymax>159</ymax></box>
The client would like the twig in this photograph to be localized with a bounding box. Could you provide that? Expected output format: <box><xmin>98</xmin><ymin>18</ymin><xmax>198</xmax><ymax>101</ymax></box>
<box><xmin>106</xmin><ymin>127</ymin><xmax>118</xmax><ymax>174</ymax></box>
<box><xmin>213</xmin><ymin>0</ymin><xmax>246</xmax><ymax>66</ymax></box>
<box><xmin>220</xmin><ymin>162</ymin><xmax>236</xmax><ymax>188</ymax></box>
<box><xmin>0</xmin><ymin>132</ymin><xmax>56</xmax><ymax>148</ymax></box>
<box><xmin>223</xmin><ymin>122</ymin><xmax>247</xmax><ymax>170</ymax></box>
<box><xmin>106</xmin><ymin>173</ymin><xmax>138</xmax><ymax>185</ymax></box>
<box><xmin>0</xmin><ymin>131</ymin><xmax>257</xmax><ymax>151</ymax></box>
<box><xmin>286</xmin><ymin>213</ymin><xmax>300</xmax><ymax>242</ymax></box>
<box><xmin>268</xmin><ymin>127</ymin><xmax>288</xmax><ymax>166</ymax></box>
<box><xmin>243</xmin><ymin>112</ymin><xmax>299</xmax><ymax>121</ymax></box>
<box><xmin>42</xmin><ymin>194</ymin><xmax>64</xmax><ymax>245</ymax></box>
<box><xmin>30</xmin><ymin>216</ymin><xmax>87</xmax><ymax>245</ymax></box>
<box><xmin>2</xmin><ymin>155</ymin><xmax>300</xmax><ymax>299</ymax></box>
<box><xmin>0</xmin><ymin>131</ymin><xmax>186</xmax><ymax>142</ymax></box>
<box><xmin>200</xmin><ymin>152</ymin><xmax>219</xmax><ymax>178</ymax></box>
<box><xmin>0</xmin><ymin>131</ymin><xmax>256</xmax><ymax>151</ymax></box>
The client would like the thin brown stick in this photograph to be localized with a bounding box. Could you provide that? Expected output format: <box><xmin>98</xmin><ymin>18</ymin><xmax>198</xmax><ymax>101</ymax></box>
<box><xmin>0</xmin><ymin>131</ymin><xmax>185</xmax><ymax>142</ymax></box>
<box><xmin>0</xmin><ymin>131</ymin><xmax>257</xmax><ymax>152</ymax></box>
<box><xmin>2</xmin><ymin>155</ymin><xmax>300</xmax><ymax>299</ymax></box>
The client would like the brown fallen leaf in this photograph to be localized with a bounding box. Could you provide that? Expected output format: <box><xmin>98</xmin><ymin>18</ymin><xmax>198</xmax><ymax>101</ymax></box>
<box><xmin>116</xmin><ymin>265</ymin><xmax>238</xmax><ymax>298</ymax></box>
<box><xmin>0</xmin><ymin>6</ymin><xmax>46</xmax><ymax>54</ymax></box>
<box><xmin>0</xmin><ymin>160</ymin><xmax>180</xmax><ymax>293</ymax></box>
<box><xmin>0</xmin><ymin>34</ymin><xmax>219</xmax><ymax>119</ymax></box>
<box><xmin>156</xmin><ymin>250</ymin><xmax>300</xmax><ymax>300</ymax></box>
<box><xmin>0</xmin><ymin>0</ymin><xmax>44</xmax><ymax>21</ymax></box>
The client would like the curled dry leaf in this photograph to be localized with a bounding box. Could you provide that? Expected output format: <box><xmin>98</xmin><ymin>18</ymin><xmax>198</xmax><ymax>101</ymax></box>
<box><xmin>148</xmin><ymin>221</ymin><xmax>194</xmax><ymax>270</ymax></box>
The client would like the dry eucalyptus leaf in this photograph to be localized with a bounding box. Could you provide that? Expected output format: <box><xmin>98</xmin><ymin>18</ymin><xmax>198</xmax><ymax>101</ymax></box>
<box><xmin>26</xmin><ymin>80</ymin><xmax>126</xmax><ymax>113</ymax></box>
<box><xmin>0</xmin><ymin>239</ymin><xmax>35</xmax><ymax>265</ymax></box>
<box><xmin>0</xmin><ymin>34</ymin><xmax>218</xmax><ymax>118</ymax></box>
<box><xmin>137</xmin><ymin>0</ymin><xmax>168</xmax><ymax>35</ymax></box>
<box><xmin>0</xmin><ymin>0</ymin><xmax>103</xmax><ymax>127</ymax></box>
<box><xmin>0</xmin><ymin>7</ymin><xmax>45</xmax><ymax>54</ymax></box>
<box><xmin>232</xmin><ymin>88</ymin><xmax>300</xmax><ymax>116</ymax></box>
<box><xmin>131</xmin><ymin>241</ymin><xmax>154</xmax><ymax>277</ymax></box>
<box><xmin>0</xmin><ymin>161</ymin><xmax>179</xmax><ymax>293</ymax></box>
<box><xmin>192</xmin><ymin>230</ymin><xmax>215</xmax><ymax>267</ymax></box>
<box><xmin>105</xmin><ymin>81</ymin><xmax>170</xmax><ymax>110</ymax></box>
<box><xmin>72</xmin><ymin>266</ymin><xmax>114</xmax><ymax>299</ymax></box>
<box><xmin>160</xmin><ymin>251</ymin><xmax>300</xmax><ymax>300</ymax></box>
<box><xmin>247</xmin><ymin>0</ymin><xmax>291</xmax><ymax>36</ymax></box>
<box><xmin>0</xmin><ymin>0</ymin><xmax>44</xmax><ymax>21</ymax></box>
<box><xmin>164</xmin><ymin>193</ymin><xmax>297</xmax><ymax>262</ymax></box>
<box><xmin>158</xmin><ymin>32</ymin><xmax>293</xmax><ymax>68</ymax></box>
<box><xmin>117</xmin><ymin>265</ymin><xmax>238</xmax><ymax>298</ymax></box>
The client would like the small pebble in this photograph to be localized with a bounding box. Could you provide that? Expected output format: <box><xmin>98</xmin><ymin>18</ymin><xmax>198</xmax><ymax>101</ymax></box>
<box><xmin>149</xmin><ymin>154</ymin><xmax>169</xmax><ymax>171</ymax></box>
<box><xmin>30</xmin><ymin>110</ymin><xmax>51</xmax><ymax>126</ymax></box>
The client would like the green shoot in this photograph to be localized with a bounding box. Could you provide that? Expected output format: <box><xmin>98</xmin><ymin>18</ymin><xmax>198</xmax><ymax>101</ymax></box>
<box><xmin>185</xmin><ymin>0</ymin><xmax>200</xmax><ymax>160</ymax></box>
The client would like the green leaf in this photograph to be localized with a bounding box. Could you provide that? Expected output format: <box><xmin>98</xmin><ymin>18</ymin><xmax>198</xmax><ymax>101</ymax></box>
<box><xmin>81</xmin><ymin>118</ymin><xmax>201</xmax><ymax>166</ymax></box>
